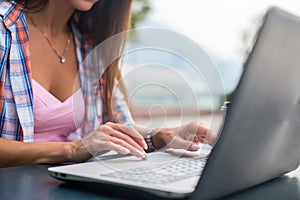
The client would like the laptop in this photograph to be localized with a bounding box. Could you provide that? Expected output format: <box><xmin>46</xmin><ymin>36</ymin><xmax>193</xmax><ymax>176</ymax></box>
<box><xmin>48</xmin><ymin>7</ymin><xmax>300</xmax><ymax>199</ymax></box>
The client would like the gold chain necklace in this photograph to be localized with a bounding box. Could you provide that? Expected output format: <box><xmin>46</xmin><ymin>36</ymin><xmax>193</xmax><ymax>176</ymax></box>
<box><xmin>28</xmin><ymin>15</ymin><xmax>71</xmax><ymax>64</ymax></box>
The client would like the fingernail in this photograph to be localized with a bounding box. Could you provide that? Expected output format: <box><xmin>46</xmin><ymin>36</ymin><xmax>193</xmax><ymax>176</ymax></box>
<box><xmin>121</xmin><ymin>147</ymin><xmax>131</xmax><ymax>154</ymax></box>
<box><xmin>191</xmin><ymin>144</ymin><xmax>200</xmax><ymax>151</ymax></box>
<box><xmin>143</xmin><ymin>141</ymin><xmax>148</xmax><ymax>150</ymax></box>
<box><xmin>136</xmin><ymin>150</ymin><xmax>148</xmax><ymax>160</ymax></box>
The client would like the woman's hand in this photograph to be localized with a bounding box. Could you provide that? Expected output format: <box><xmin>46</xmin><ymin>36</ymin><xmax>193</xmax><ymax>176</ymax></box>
<box><xmin>152</xmin><ymin>122</ymin><xmax>217</xmax><ymax>151</ymax></box>
<box><xmin>70</xmin><ymin>122</ymin><xmax>148</xmax><ymax>162</ymax></box>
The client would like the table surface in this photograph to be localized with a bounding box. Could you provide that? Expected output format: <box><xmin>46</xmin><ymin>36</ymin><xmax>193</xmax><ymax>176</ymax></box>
<box><xmin>1</xmin><ymin>162</ymin><xmax>300</xmax><ymax>200</ymax></box>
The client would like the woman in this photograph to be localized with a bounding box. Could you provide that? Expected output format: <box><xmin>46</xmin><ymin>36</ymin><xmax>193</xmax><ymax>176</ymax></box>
<box><xmin>0</xmin><ymin>0</ymin><xmax>215</xmax><ymax>167</ymax></box>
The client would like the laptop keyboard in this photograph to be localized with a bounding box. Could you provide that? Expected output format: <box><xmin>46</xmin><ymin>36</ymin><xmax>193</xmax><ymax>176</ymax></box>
<box><xmin>101</xmin><ymin>157</ymin><xmax>207</xmax><ymax>185</ymax></box>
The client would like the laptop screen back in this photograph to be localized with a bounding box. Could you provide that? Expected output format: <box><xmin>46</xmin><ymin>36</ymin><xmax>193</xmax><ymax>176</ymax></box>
<box><xmin>193</xmin><ymin>7</ymin><xmax>300</xmax><ymax>200</ymax></box>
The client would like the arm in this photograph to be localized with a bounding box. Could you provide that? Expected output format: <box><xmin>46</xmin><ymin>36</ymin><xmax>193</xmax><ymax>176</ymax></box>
<box><xmin>0</xmin><ymin>138</ymin><xmax>74</xmax><ymax>168</ymax></box>
<box><xmin>0</xmin><ymin>122</ymin><xmax>148</xmax><ymax>168</ymax></box>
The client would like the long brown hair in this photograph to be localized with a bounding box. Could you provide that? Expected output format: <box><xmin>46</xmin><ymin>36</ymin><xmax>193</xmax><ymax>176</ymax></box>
<box><xmin>9</xmin><ymin>0</ymin><xmax>133</xmax><ymax>122</ymax></box>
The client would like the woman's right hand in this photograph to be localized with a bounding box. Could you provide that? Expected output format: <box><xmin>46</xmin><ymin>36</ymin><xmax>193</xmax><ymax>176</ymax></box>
<box><xmin>69</xmin><ymin>122</ymin><xmax>148</xmax><ymax>162</ymax></box>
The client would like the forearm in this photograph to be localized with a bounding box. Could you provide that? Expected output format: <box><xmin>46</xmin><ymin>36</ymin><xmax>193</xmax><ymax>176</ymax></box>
<box><xmin>0</xmin><ymin>138</ymin><xmax>75</xmax><ymax>168</ymax></box>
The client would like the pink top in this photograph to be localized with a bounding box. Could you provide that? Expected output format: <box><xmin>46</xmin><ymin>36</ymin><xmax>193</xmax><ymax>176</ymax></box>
<box><xmin>32</xmin><ymin>80</ymin><xmax>85</xmax><ymax>142</ymax></box>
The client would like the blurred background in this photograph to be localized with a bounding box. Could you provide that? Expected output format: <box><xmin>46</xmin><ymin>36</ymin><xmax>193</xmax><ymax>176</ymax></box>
<box><xmin>118</xmin><ymin>0</ymin><xmax>300</xmax><ymax>130</ymax></box>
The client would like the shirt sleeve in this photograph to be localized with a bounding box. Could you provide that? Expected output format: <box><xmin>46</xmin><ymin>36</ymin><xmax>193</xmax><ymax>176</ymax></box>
<box><xmin>112</xmin><ymin>79</ymin><xmax>135</xmax><ymax>126</ymax></box>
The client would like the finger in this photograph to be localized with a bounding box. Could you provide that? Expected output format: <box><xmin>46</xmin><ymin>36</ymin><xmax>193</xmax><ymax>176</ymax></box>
<box><xmin>197</xmin><ymin>138</ymin><xmax>209</xmax><ymax>144</ymax></box>
<box><xmin>109</xmin><ymin>137</ymin><xmax>147</xmax><ymax>160</ymax></box>
<box><xmin>106</xmin><ymin>123</ymin><xmax>148</xmax><ymax>150</ymax></box>
<box><xmin>189</xmin><ymin>123</ymin><xmax>212</xmax><ymax>143</ymax></box>
<box><xmin>196</xmin><ymin>130</ymin><xmax>216</xmax><ymax>145</ymax></box>
<box><xmin>111</xmin><ymin>129</ymin><xmax>146</xmax><ymax>153</ymax></box>
<box><xmin>204</xmin><ymin>129</ymin><xmax>217</xmax><ymax>145</ymax></box>
<box><xmin>182</xmin><ymin>122</ymin><xmax>207</xmax><ymax>141</ymax></box>
<box><xmin>193</xmin><ymin>133</ymin><xmax>210</xmax><ymax>142</ymax></box>
<box><xmin>106</xmin><ymin>141</ymin><xmax>131</xmax><ymax>155</ymax></box>
<box><xmin>168</xmin><ymin>137</ymin><xmax>200</xmax><ymax>151</ymax></box>
<box><xmin>185</xmin><ymin>132</ymin><xmax>207</xmax><ymax>143</ymax></box>
<box><xmin>82</xmin><ymin>130</ymin><xmax>145</xmax><ymax>159</ymax></box>
<box><xmin>116</xmin><ymin>124</ymin><xmax>148</xmax><ymax>149</ymax></box>
<box><xmin>198</xmin><ymin>121</ymin><xmax>205</xmax><ymax>126</ymax></box>
<box><xmin>101</xmin><ymin>125</ymin><xmax>146</xmax><ymax>155</ymax></box>
<box><xmin>195</xmin><ymin>123</ymin><xmax>209</xmax><ymax>137</ymax></box>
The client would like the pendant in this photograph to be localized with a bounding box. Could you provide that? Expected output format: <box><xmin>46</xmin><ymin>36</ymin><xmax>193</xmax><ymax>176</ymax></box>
<box><xmin>61</xmin><ymin>57</ymin><xmax>66</xmax><ymax>64</ymax></box>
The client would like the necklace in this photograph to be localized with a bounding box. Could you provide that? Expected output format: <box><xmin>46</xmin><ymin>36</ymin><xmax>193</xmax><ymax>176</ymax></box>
<box><xmin>28</xmin><ymin>15</ymin><xmax>71</xmax><ymax>64</ymax></box>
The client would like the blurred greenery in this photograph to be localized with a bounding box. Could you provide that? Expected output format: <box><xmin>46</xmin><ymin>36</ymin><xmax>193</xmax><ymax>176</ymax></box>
<box><xmin>131</xmin><ymin>0</ymin><xmax>151</xmax><ymax>29</ymax></box>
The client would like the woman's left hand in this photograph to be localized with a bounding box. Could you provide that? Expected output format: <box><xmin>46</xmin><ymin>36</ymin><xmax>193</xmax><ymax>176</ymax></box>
<box><xmin>152</xmin><ymin>122</ymin><xmax>217</xmax><ymax>151</ymax></box>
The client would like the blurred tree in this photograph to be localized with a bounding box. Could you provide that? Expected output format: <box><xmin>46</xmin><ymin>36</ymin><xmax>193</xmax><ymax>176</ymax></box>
<box><xmin>131</xmin><ymin>0</ymin><xmax>151</xmax><ymax>29</ymax></box>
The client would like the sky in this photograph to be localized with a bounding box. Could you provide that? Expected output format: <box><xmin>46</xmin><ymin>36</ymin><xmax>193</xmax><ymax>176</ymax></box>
<box><xmin>140</xmin><ymin>0</ymin><xmax>300</xmax><ymax>63</ymax></box>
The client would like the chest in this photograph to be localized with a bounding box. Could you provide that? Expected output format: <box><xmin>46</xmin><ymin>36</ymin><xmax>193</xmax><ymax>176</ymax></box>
<box><xmin>28</xmin><ymin>27</ymin><xmax>80</xmax><ymax>102</ymax></box>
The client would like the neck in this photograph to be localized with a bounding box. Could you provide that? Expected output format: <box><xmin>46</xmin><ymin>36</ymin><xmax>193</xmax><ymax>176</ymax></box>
<box><xmin>26</xmin><ymin>1</ymin><xmax>75</xmax><ymax>37</ymax></box>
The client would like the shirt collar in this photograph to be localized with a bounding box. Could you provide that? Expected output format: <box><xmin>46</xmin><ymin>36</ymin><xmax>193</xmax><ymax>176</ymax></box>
<box><xmin>0</xmin><ymin>1</ymin><xmax>23</xmax><ymax>28</ymax></box>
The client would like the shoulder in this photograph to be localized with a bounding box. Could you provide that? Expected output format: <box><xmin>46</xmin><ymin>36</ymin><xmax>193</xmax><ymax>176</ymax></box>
<box><xmin>0</xmin><ymin>1</ymin><xmax>25</xmax><ymax>31</ymax></box>
<box><xmin>0</xmin><ymin>1</ymin><xmax>25</xmax><ymax>54</ymax></box>
<box><xmin>0</xmin><ymin>1</ymin><xmax>24</xmax><ymax>20</ymax></box>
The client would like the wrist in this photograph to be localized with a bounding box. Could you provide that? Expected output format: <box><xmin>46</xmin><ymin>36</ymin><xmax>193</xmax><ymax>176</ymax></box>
<box><xmin>66</xmin><ymin>140</ymin><xmax>91</xmax><ymax>163</ymax></box>
<box><xmin>151</xmin><ymin>127</ymin><xmax>170</xmax><ymax>150</ymax></box>
<box><xmin>145</xmin><ymin>128</ymin><xmax>159</xmax><ymax>152</ymax></box>
<box><xmin>64</xmin><ymin>142</ymin><xmax>77</xmax><ymax>162</ymax></box>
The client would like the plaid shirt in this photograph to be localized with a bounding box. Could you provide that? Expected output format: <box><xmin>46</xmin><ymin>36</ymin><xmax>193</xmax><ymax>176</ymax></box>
<box><xmin>0</xmin><ymin>1</ymin><xmax>134</xmax><ymax>142</ymax></box>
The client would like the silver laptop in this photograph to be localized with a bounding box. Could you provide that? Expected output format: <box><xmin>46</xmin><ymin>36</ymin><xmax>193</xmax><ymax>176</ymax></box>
<box><xmin>48</xmin><ymin>7</ymin><xmax>300</xmax><ymax>199</ymax></box>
